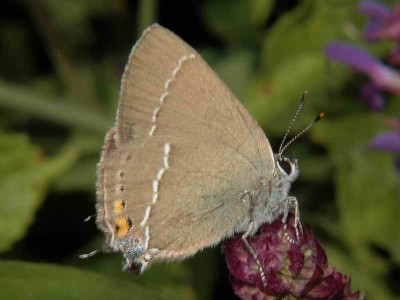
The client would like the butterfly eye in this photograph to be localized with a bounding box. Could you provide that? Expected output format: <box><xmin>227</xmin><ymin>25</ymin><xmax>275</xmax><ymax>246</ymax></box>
<box><xmin>278</xmin><ymin>159</ymin><xmax>292</xmax><ymax>175</ymax></box>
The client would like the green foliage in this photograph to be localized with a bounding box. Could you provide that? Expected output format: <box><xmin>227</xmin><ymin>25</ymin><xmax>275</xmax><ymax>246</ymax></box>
<box><xmin>0</xmin><ymin>0</ymin><xmax>399</xmax><ymax>299</ymax></box>
<box><xmin>0</xmin><ymin>261</ymin><xmax>190</xmax><ymax>300</ymax></box>
<box><xmin>203</xmin><ymin>0</ymin><xmax>255</xmax><ymax>46</ymax></box>
<box><xmin>314</xmin><ymin>116</ymin><xmax>400</xmax><ymax>296</ymax></box>
<box><xmin>0</xmin><ymin>131</ymin><xmax>77</xmax><ymax>252</ymax></box>
<box><xmin>248</xmin><ymin>0</ymin><xmax>364</xmax><ymax>133</ymax></box>
<box><xmin>248</xmin><ymin>0</ymin><xmax>274</xmax><ymax>26</ymax></box>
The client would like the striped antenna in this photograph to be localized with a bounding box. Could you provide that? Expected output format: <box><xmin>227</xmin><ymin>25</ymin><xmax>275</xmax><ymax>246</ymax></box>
<box><xmin>278</xmin><ymin>91</ymin><xmax>308</xmax><ymax>159</ymax></box>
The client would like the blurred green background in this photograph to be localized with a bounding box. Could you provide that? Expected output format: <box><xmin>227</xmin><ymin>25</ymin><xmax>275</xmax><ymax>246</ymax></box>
<box><xmin>0</xmin><ymin>0</ymin><xmax>399</xmax><ymax>299</ymax></box>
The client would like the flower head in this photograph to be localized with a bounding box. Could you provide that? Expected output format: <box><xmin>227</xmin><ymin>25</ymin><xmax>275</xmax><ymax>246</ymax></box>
<box><xmin>225</xmin><ymin>213</ymin><xmax>364</xmax><ymax>299</ymax></box>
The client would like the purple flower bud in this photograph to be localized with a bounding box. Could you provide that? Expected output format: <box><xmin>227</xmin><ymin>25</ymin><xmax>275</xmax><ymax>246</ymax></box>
<box><xmin>369</xmin><ymin>131</ymin><xmax>400</xmax><ymax>153</ymax></box>
<box><xmin>358</xmin><ymin>1</ymin><xmax>391</xmax><ymax>22</ymax></box>
<box><xmin>361</xmin><ymin>83</ymin><xmax>385</xmax><ymax>111</ymax></box>
<box><xmin>370</xmin><ymin>119</ymin><xmax>400</xmax><ymax>175</ymax></box>
<box><xmin>325</xmin><ymin>43</ymin><xmax>400</xmax><ymax>95</ymax></box>
<box><xmin>363</xmin><ymin>20</ymin><xmax>385</xmax><ymax>41</ymax></box>
<box><xmin>225</xmin><ymin>213</ymin><xmax>364</xmax><ymax>299</ymax></box>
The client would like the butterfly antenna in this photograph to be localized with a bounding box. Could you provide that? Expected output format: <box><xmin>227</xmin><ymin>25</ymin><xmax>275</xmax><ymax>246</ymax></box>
<box><xmin>278</xmin><ymin>91</ymin><xmax>308</xmax><ymax>158</ymax></box>
<box><xmin>279</xmin><ymin>112</ymin><xmax>324</xmax><ymax>156</ymax></box>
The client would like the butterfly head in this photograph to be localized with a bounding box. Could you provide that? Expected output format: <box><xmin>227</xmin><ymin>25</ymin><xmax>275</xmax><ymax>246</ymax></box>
<box><xmin>275</xmin><ymin>154</ymin><xmax>299</xmax><ymax>183</ymax></box>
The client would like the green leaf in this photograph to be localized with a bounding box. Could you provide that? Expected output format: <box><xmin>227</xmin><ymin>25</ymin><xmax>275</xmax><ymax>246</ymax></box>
<box><xmin>202</xmin><ymin>0</ymin><xmax>257</xmax><ymax>45</ymax></box>
<box><xmin>261</xmin><ymin>0</ymin><xmax>364</xmax><ymax>73</ymax></box>
<box><xmin>0</xmin><ymin>131</ymin><xmax>77</xmax><ymax>252</ymax></box>
<box><xmin>39</xmin><ymin>0</ymin><xmax>122</xmax><ymax>39</ymax></box>
<box><xmin>0</xmin><ymin>261</ymin><xmax>178</xmax><ymax>300</ymax></box>
<box><xmin>53</xmin><ymin>133</ymin><xmax>103</xmax><ymax>193</ymax></box>
<box><xmin>249</xmin><ymin>0</ymin><xmax>274</xmax><ymax>26</ymax></box>
<box><xmin>212</xmin><ymin>50</ymin><xmax>256</xmax><ymax>101</ymax></box>
<box><xmin>313</xmin><ymin>115</ymin><xmax>400</xmax><ymax>266</ymax></box>
<box><xmin>323</xmin><ymin>244</ymin><xmax>391</xmax><ymax>299</ymax></box>
<box><xmin>248</xmin><ymin>53</ymin><xmax>328</xmax><ymax>134</ymax></box>
<box><xmin>72</xmin><ymin>237</ymin><xmax>197</xmax><ymax>300</ymax></box>
<box><xmin>136</xmin><ymin>0</ymin><xmax>158</xmax><ymax>34</ymax></box>
<box><xmin>247</xmin><ymin>0</ymin><xmax>365</xmax><ymax>135</ymax></box>
<box><xmin>297</xmin><ymin>154</ymin><xmax>333</xmax><ymax>182</ymax></box>
<box><xmin>53</xmin><ymin>157</ymin><xmax>97</xmax><ymax>193</ymax></box>
<box><xmin>0</xmin><ymin>81</ymin><xmax>111</xmax><ymax>134</ymax></box>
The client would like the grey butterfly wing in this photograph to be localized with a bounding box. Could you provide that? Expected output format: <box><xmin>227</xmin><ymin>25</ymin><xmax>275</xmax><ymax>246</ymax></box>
<box><xmin>96</xmin><ymin>24</ymin><xmax>274</xmax><ymax>264</ymax></box>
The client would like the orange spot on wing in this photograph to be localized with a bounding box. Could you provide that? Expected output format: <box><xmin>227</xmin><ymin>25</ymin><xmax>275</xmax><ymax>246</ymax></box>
<box><xmin>115</xmin><ymin>216</ymin><xmax>132</xmax><ymax>237</ymax></box>
<box><xmin>114</xmin><ymin>200</ymin><xmax>125</xmax><ymax>214</ymax></box>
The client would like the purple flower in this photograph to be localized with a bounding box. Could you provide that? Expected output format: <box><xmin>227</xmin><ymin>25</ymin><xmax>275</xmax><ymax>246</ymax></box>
<box><xmin>358</xmin><ymin>1</ymin><xmax>392</xmax><ymax>41</ymax></box>
<box><xmin>369</xmin><ymin>118</ymin><xmax>400</xmax><ymax>173</ymax></box>
<box><xmin>361</xmin><ymin>83</ymin><xmax>385</xmax><ymax>111</ymax></box>
<box><xmin>325</xmin><ymin>2</ymin><xmax>400</xmax><ymax>110</ymax></box>
<box><xmin>370</xmin><ymin>131</ymin><xmax>400</xmax><ymax>152</ymax></box>
<box><xmin>358</xmin><ymin>1</ymin><xmax>400</xmax><ymax>66</ymax></box>
<box><xmin>358</xmin><ymin>1</ymin><xmax>391</xmax><ymax>22</ymax></box>
<box><xmin>325</xmin><ymin>3</ymin><xmax>400</xmax><ymax>175</ymax></box>
<box><xmin>225</xmin><ymin>213</ymin><xmax>364</xmax><ymax>299</ymax></box>
<box><xmin>325</xmin><ymin>43</ymin><xmax>400</xmax><ymax>95</ymax></box>
<box><xmin>358</xmin><ymin>2</ymin><xmax>400</xmax><ymax>41</ymax></box>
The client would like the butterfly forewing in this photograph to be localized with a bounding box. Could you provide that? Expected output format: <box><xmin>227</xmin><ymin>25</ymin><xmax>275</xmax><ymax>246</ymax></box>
<box><xmin>97</xmin><ymin>24</ymin><xmax>275</xmax><ymax>263</ymax></box>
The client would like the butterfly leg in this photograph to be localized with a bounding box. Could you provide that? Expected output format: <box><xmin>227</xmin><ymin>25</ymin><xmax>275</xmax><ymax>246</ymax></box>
<box><xmin>123</xmin><ymin>248</ymin><xmax>160</xmax><ymax>274</ymax></box>
<box><xmin>83</xmin><ymin>214</ymin><xmax>96</xmax><ymax>222</ymax></box>
<box><xmin>293</xmin><ymin>197</ymin><xmax>303</xmax><ymax>237</ymax></box>
<box><xmin>78</xmin><ymin>249</ymin><xmax>100</xmax><ymax>259</ymax></box>
<box><xmin>282</xmin><ymin>196</ymin><xmax>302</xmax><ymax>243</ymax></box>
<box><xmin>242</xmin><ymin>222</ymin><xmax>267</xmax><ymax>287</ymax></box>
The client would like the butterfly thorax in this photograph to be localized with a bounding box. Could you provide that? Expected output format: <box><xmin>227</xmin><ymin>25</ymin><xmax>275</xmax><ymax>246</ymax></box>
<box><xmin>238</xmin><ymin>154</ymin><xmax>299</xmax><ymax>236</ymax></box>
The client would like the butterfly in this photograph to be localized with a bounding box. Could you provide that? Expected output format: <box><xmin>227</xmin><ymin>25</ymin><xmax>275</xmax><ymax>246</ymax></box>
<box><xmin>82</xmin><ymin>24</ymin><xmax>321</xmax><ymax>281</ymax></box>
